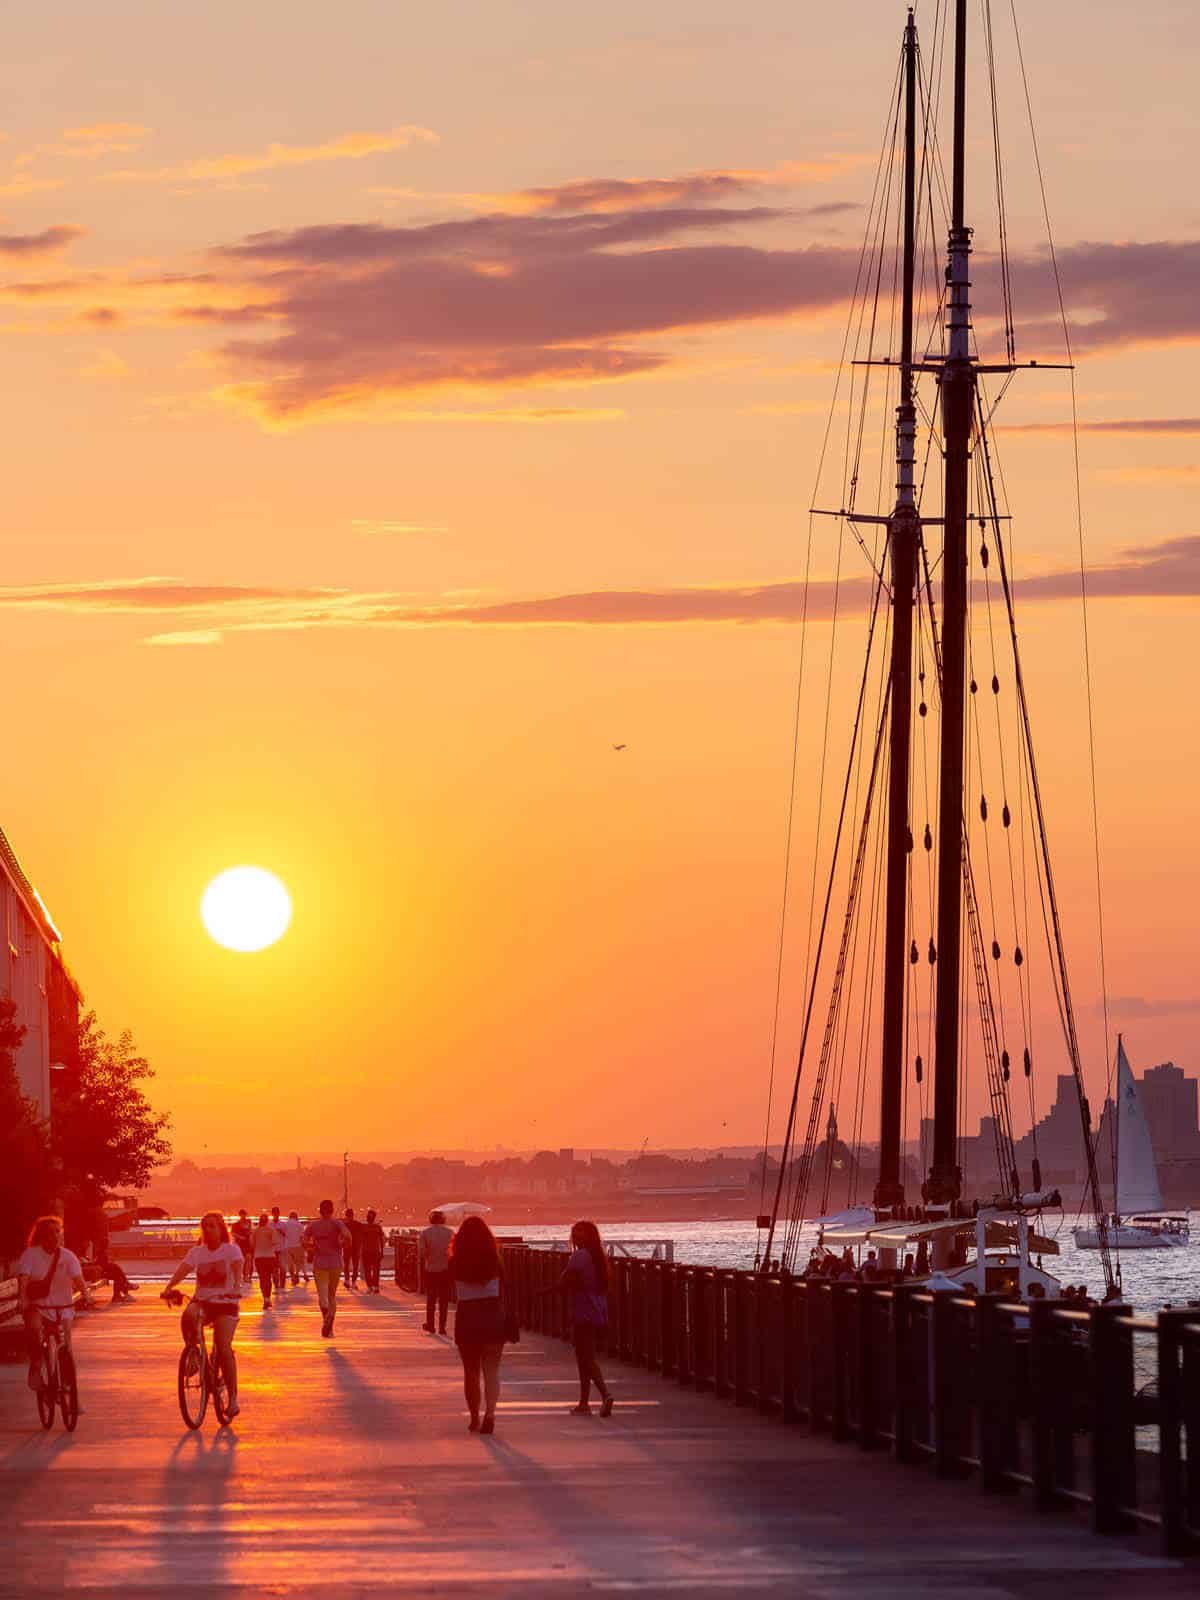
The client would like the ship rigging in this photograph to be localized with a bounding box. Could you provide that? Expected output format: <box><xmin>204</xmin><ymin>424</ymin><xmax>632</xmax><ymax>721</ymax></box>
<box><xmin>758</xmin><ymin>1</ymin><xmax>1118</xmax><ymax>1299</ymax></box>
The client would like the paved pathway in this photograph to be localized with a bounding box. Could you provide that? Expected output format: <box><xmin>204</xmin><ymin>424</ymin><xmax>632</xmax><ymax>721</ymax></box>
<box><xmin>0</xmin><ymin>1279</ymin><xmax>1192</xmax><ymax>1597</ymax></box>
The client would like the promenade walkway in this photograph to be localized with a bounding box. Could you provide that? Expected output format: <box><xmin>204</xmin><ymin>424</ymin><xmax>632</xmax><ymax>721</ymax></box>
<box><xmin>0</xmin><ymin>1281</ymin><xmax>1191</xmax><ymax>1597</ymax></box>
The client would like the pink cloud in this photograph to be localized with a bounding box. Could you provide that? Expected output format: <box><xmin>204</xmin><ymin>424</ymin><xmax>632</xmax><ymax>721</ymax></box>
<box><xmin>0</xmin><ymin>225</ymin><xmax>85</xmax><ymax>257</ymax></box>
<box><xmin>204</xmin><ymin>208</ymin><xmax>856</xmax><ymax>420</ymax></box>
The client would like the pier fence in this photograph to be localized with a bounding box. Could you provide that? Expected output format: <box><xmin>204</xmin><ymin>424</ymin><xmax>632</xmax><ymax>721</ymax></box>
<box><xmin>392</xmin><ymin>1237</ymin><xmax>1200</xmax><ymax>1557</ymax></box>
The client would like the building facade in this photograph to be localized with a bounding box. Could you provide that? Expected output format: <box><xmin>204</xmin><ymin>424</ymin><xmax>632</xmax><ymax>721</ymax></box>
<box><xmin>0</xmin><ymin>825</ymin><xmax>79</xmax><ymax>1121</ymax></box>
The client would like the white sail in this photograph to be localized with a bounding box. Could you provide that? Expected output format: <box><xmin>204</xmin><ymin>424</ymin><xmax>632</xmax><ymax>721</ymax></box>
<box><xmin>1113</xmin><ymin>1038</ymin><xmax>1164</xmax><ymax>1215</ymax></box>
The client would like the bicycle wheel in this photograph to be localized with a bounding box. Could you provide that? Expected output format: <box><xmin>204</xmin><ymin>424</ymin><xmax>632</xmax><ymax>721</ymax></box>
<box><xmin>210</xmin><ymin>1353</ymin><xmax>232</xmax><ymax>1425</ymax></box>
<box><xmin>58</xmin><ymin>1348</ymin><xmax>79</xmax><ymax>1432</ymax></box>
<box><xmin>36</xmin><ymin>1356</ymin><xmax>56</xmax><ymax>1430</ymax></box>
<box><xmin>177</xmin><ymin>1342</ymin><xmax>207</xmax><ymax>1429</ymax></box>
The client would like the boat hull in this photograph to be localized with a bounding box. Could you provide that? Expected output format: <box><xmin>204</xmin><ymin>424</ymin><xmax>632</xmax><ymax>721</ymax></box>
<box><xmin>1072</xmin><ymin>1226</ymin><xmax>1187</xmax><ymax>1250</ymax></box>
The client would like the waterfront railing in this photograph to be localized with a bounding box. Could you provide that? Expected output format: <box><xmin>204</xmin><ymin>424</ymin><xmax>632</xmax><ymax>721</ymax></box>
<box><xmin>393</xmin><ymin>1238</ymin><xmax>1200</xmax><ymax>1557</ymax></box>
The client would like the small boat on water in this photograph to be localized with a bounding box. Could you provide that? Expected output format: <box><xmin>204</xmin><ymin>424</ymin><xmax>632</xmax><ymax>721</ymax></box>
<box><xmin>1073</xmin><ymin>1038</ymin><xmax>1190</xmax><ymax>1251</ymax></box>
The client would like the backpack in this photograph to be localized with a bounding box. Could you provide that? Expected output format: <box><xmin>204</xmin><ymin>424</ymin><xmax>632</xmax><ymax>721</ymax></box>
<box><xmin>26</xmin><ymin>1247</ymin><xmax>61</xmax><ymax>1301</ymax></box>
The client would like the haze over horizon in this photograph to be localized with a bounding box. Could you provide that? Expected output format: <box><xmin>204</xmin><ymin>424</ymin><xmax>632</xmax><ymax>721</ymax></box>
<box><xmin>1</xmin><ymin>1</ymin><xmax>1195</xmax><ymax>1157</ymax></box>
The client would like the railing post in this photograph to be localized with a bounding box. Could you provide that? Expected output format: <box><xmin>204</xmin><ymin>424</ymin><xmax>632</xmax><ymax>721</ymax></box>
<box><xmin>734</xmin><ymin>1273</ymin><xmax>751</xmax><ymax>1407</ymax></box>
<box><xmin>781</xmin><ymin>1277</ymin><xmax>798</xmax><ymax>1423</ymax></box>
<box><xmin>857</xmin><ymin>1285</ymin><xmax>880</xmax><ymax>1449</ymax></box>
<box><xmin>661</xmin><ymin>1264</ymin><xmax>676</xmax><ymax>1379</ymax></box>
<box><xmin>830</xmin><ymin>1282</ymin><xmax>851</xmax><ymax>1441</ymax></box>
<box><xmin>891</xmin><ymin>1285</ymin><xmax>917</xmax><ymax>1462</ymax></box>
<box><xmin>620</xmin><ymin>1260</ymin><xmax>640</xmax><ymax>1363</ymax></box>
<box><xmin>1159</xmin><ymin>1309</ymin><xmax>1200</xmax><ymax>1558</ymax></box>
<box><xmin>1091</xmin><ymin>1302</ymin><xmax>1137</xmax><ymax>1534</ymax></box>
<box><xmin>976</xmin><ymin>1295</ymin><xmax>1018</xmax><ymax>1493</ymax></box>
<box><xmin>694</xmin><ymin>1269</ymin><xmax>713</xmax><ymax>1392</ymax></box>
<box><xmin>1029</xmin><ymin>1299</ymin><xmax>1065</xmax><ymax>1512</ymax></box>
<box><xmin>931</xmin><ymin>1293</ymin><xmax>971</xmax><ymax>1479</ymax></box>
<box><xmin>678</xmin><ymin>1268</ymin><xmax>692</xmax><ymax>1387</ymax></box>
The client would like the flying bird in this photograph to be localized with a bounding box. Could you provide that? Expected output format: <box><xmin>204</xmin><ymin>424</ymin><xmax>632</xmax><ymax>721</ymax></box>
<box><xmin>612</xmin><ymin>743</ymin><xmax>627</xmax><ymax>751</ymax></box>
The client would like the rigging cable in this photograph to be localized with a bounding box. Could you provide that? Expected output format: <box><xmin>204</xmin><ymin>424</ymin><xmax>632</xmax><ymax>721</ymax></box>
<box><xmin>1009</xmin><ymin>0</ymin><xmax>1117</xmax><ymax>1276</ymax></box>
<box><xmin>756</xmin><ymin>47</ymin><xmax>907</xmax><ymax>1234</ymax></box>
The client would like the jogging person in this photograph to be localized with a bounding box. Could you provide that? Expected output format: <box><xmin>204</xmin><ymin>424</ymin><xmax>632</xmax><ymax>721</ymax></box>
<box><xmin>17</xmin><ymin>1216</ymin><xmax>93</xmax><ymax>1391</ymax></box>
<box><xmin>283</xmin><ymin>1211</ymin><xmax>307</xmax><ymax>1285</ymax></box>
<box><xmin>360</xmin><ymin>1209</ymin><xmax>386</xmax><ymax>1293</ymax></box>
<box><xmin>304</xmin><ymin>1200</ymin><xmax>351</xmax><ymax>1338</ymax></box>
<box><xmin>160</xmin><ymin>1210</ymin><xmax>242</xmax><ymax>1419</ymax></box>
<box><xmin>251</xmin><ymin>1212</ymin><xmax>279</xmax><ymax>1309</ymax></box>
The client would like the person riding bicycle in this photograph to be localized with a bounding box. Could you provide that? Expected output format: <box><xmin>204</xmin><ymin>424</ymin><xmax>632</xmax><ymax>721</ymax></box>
<box><xmin>161</xmin><ymin>1210</ymin><xmax>242</xmax><ymax>1419</ymax></box>
<box><xmin>16</xmin><ymin>1215</ymin><xmax>92</xmax><ymax>1391</ymax></box>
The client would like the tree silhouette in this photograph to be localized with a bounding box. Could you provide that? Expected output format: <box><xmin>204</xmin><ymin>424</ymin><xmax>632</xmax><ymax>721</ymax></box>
<box><xmin>52</xmin><ymin>1010</ymin><xmax>171</xmax><ymax>1246</ymax></box>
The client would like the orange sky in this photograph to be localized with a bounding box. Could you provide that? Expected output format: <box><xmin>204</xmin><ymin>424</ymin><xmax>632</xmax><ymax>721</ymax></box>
<box><xmin>1</xmin><ymin>2</ymin><xmax>1196</xmax><ymax>1159</ymax></box>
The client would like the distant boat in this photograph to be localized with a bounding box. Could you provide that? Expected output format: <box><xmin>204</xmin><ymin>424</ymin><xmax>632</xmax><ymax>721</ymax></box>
<box><xmin>1073</xmin><ymin>1038</ymin><xmax>1190</xmax><ymax>1250</ymax></box>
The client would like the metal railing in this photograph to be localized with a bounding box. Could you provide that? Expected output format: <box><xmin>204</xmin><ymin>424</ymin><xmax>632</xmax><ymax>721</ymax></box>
<box><xmin>393</xmin><ymin>1239</ymin><xmax>1200</xmax><ymax>1558</ymax></box>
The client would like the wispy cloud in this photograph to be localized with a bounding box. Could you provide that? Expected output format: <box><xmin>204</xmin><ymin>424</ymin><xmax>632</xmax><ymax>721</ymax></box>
<box><xmin>408</xmin><ymin>159</ymin><xmax>866</xmax><ymax>216</ymax></box>
<box><xmin>64</xmin><ymin>122</ymin><xmax>148</xmax><ymax>144</ymax></box>
<box><xmin>1101</xmin><ymin>995</ymin><xmax>1200</xmax><ymax>1018</ymax></box>
<box><xmin>351</xmin><ymin>520</ymin><xmax>448</xmax><ymax>536</ymax></box>
<box><xmin>0</xmin><ymin>225</ymin><xmax>84</xmax><ymax>257</ymax></box>
<box><xmin>1013</xmin><ymin>240</ymin><xmax>1200</xmax><ymax>354</ymax></box>
<box><xmin>198</xmin><ymin>206</ymin><xmax>854</xmax><ymax>423</ymax></box>
<box><xmin>78</xmin><ymin>349</ymin><xmax>129</xmax><ymax>380</ymax></box>
<box><xmin>145</xmin><ymin>629</ymin><xmax>223</xmax><ymax>647</ymax></box>
<box><xmin>1098</xmin><ymin>465</ymin><xmax>1200</xmax><ymax>483</ymax></box>
<box><xmin>1003</xmin><ymin>417</ymin><xmax>1200</xmax><ymax>436</ymax></box>
<box><xmin>6</xmin><ymin>535</ymin><xmax>1195</xmax><ymax>645</ymax></box>
<box><xmin>101</xmin><ymin>126</ymin><xmax>438</xmax><ymax>187</ymax></box>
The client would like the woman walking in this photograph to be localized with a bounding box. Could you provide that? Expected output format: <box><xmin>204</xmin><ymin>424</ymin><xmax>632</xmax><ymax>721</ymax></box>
<box><xmin>550</xmin><ymin>1221</ymin><xmax>613</xmax><ymax>1416</ymax></box>
<box><xmin>251</xmin><ymin>1212</ymin><xmax>279</xmax><ymax>1309</ymax></box>
<box><xmin>450</xmin><ymin>1215</ymin><xmax>506</xmax><ymax>1435</ymax></box>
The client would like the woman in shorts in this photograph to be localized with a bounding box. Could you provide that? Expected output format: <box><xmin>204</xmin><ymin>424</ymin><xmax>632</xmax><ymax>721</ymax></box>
<box><xmin>161</xmin><ymin>1210</ymin><xmax>242</xmax><ymax>1418</ymax></box>
<box><xmin>450</xmin><ymin>1215</ymin><xmax>507</xmax><ymax>1435</ymax></box>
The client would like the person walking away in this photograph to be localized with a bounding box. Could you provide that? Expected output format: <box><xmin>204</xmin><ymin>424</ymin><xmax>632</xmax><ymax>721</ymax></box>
<box><xmin>160</xmin><ymin>1210</ymin><xmax>242</xmax><ymax>1419</ymax></box>
<box><xmin>342</xmin><ymin>1207</ymin><xmax>363</xmax><ymax>1289</ymax></box>
<box><xmin>283</xmin><ymin>1211</ymin><xmax>307</xmax><ymax>1284</ymax></box>
<box><xmin>305</xmin><ymin>1200</ymin><xmax>351</xmax><ymax>1338</ymax></box>
<box><xmin>232</xmin><ymin>1209</ymin><xmax>253</xmax><ymax>1283</ymax></box>
<box><xmin>421</xmin><ymin>1209</ymin><xmax>453</xmax><ymax>1333</ymax></box>
<box><xmin>360</xmin><ymin>1209</ymin><xmax>386</xmax><ymax>1293</ymax></box>
<box><xmin>270</xmin><ymin>1207</ymin><xmax>288</xmax><ymax>1291</ymax></box>
<box><xmin>252</xmin><ymin>1213</ymin><xmax>279</xmax><ymax>1309</ymax></box>
<box><xmin>451</xmin><ymin>1216</ymin><xmax>507</xmax><ymax>1434</ymax></box>
<box><xmin>17</xmin><ymin>1216</ymin><xmax>93</xmax><ymax>1391</ymax></box>
<box><xmin>544</xmin><ymin>1220</ymin><xmax>613</xmax><ymax>1416</ymax></box>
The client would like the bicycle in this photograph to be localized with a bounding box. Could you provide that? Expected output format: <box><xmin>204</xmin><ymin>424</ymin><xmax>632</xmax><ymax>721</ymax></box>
<box><xmin>32</xmin><ymin>1307</ymin><xmax>79</xmax><ymax>1432</ymax></box>
<box><xmin>163</xmin><ymin>1290</ymin><xmax>234</xmax><ymax>1428</ymax></box>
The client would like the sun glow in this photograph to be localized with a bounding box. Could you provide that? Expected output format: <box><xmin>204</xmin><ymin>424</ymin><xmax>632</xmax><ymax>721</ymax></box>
<box><xmin>201</xmin><ymin>866</ymin><xmax>292</xmax><ymax>953</ymax></box>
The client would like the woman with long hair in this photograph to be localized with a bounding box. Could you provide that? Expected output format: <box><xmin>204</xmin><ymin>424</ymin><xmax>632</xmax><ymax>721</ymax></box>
<box><xmin>450</xmin><ymin>1215</ymin><xmax>506</xmax><ymax>1434</ymax></box>
<box><xmin>545</xmin><ymin>1220</ymin><xmax>613</xmax><ymax>1415</ymax></box>
<box><xmin>160</xmin><ymin>1210</ymin><xmax>243</xmax><ymax>1418</ymax></box>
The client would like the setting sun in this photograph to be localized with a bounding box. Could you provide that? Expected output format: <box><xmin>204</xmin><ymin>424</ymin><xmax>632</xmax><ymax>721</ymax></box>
<box><xmin>201</xmin><ymin>866</ymin><xmax>292</xmax><ymax>953</ymax></box>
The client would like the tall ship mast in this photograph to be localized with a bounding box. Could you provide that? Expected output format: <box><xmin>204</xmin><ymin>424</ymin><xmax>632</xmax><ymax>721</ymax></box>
<box><xmin>760</xmin><ymin>2</ymin><xmax>1117</xmax><ymax>1299</ymax></box>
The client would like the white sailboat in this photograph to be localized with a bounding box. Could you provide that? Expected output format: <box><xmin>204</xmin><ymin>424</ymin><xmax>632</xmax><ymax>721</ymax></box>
<box><xmin>1073</xmin><ymin>1039</ymin><xmax>1190</xmax><ymax>1250</ymax></box>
